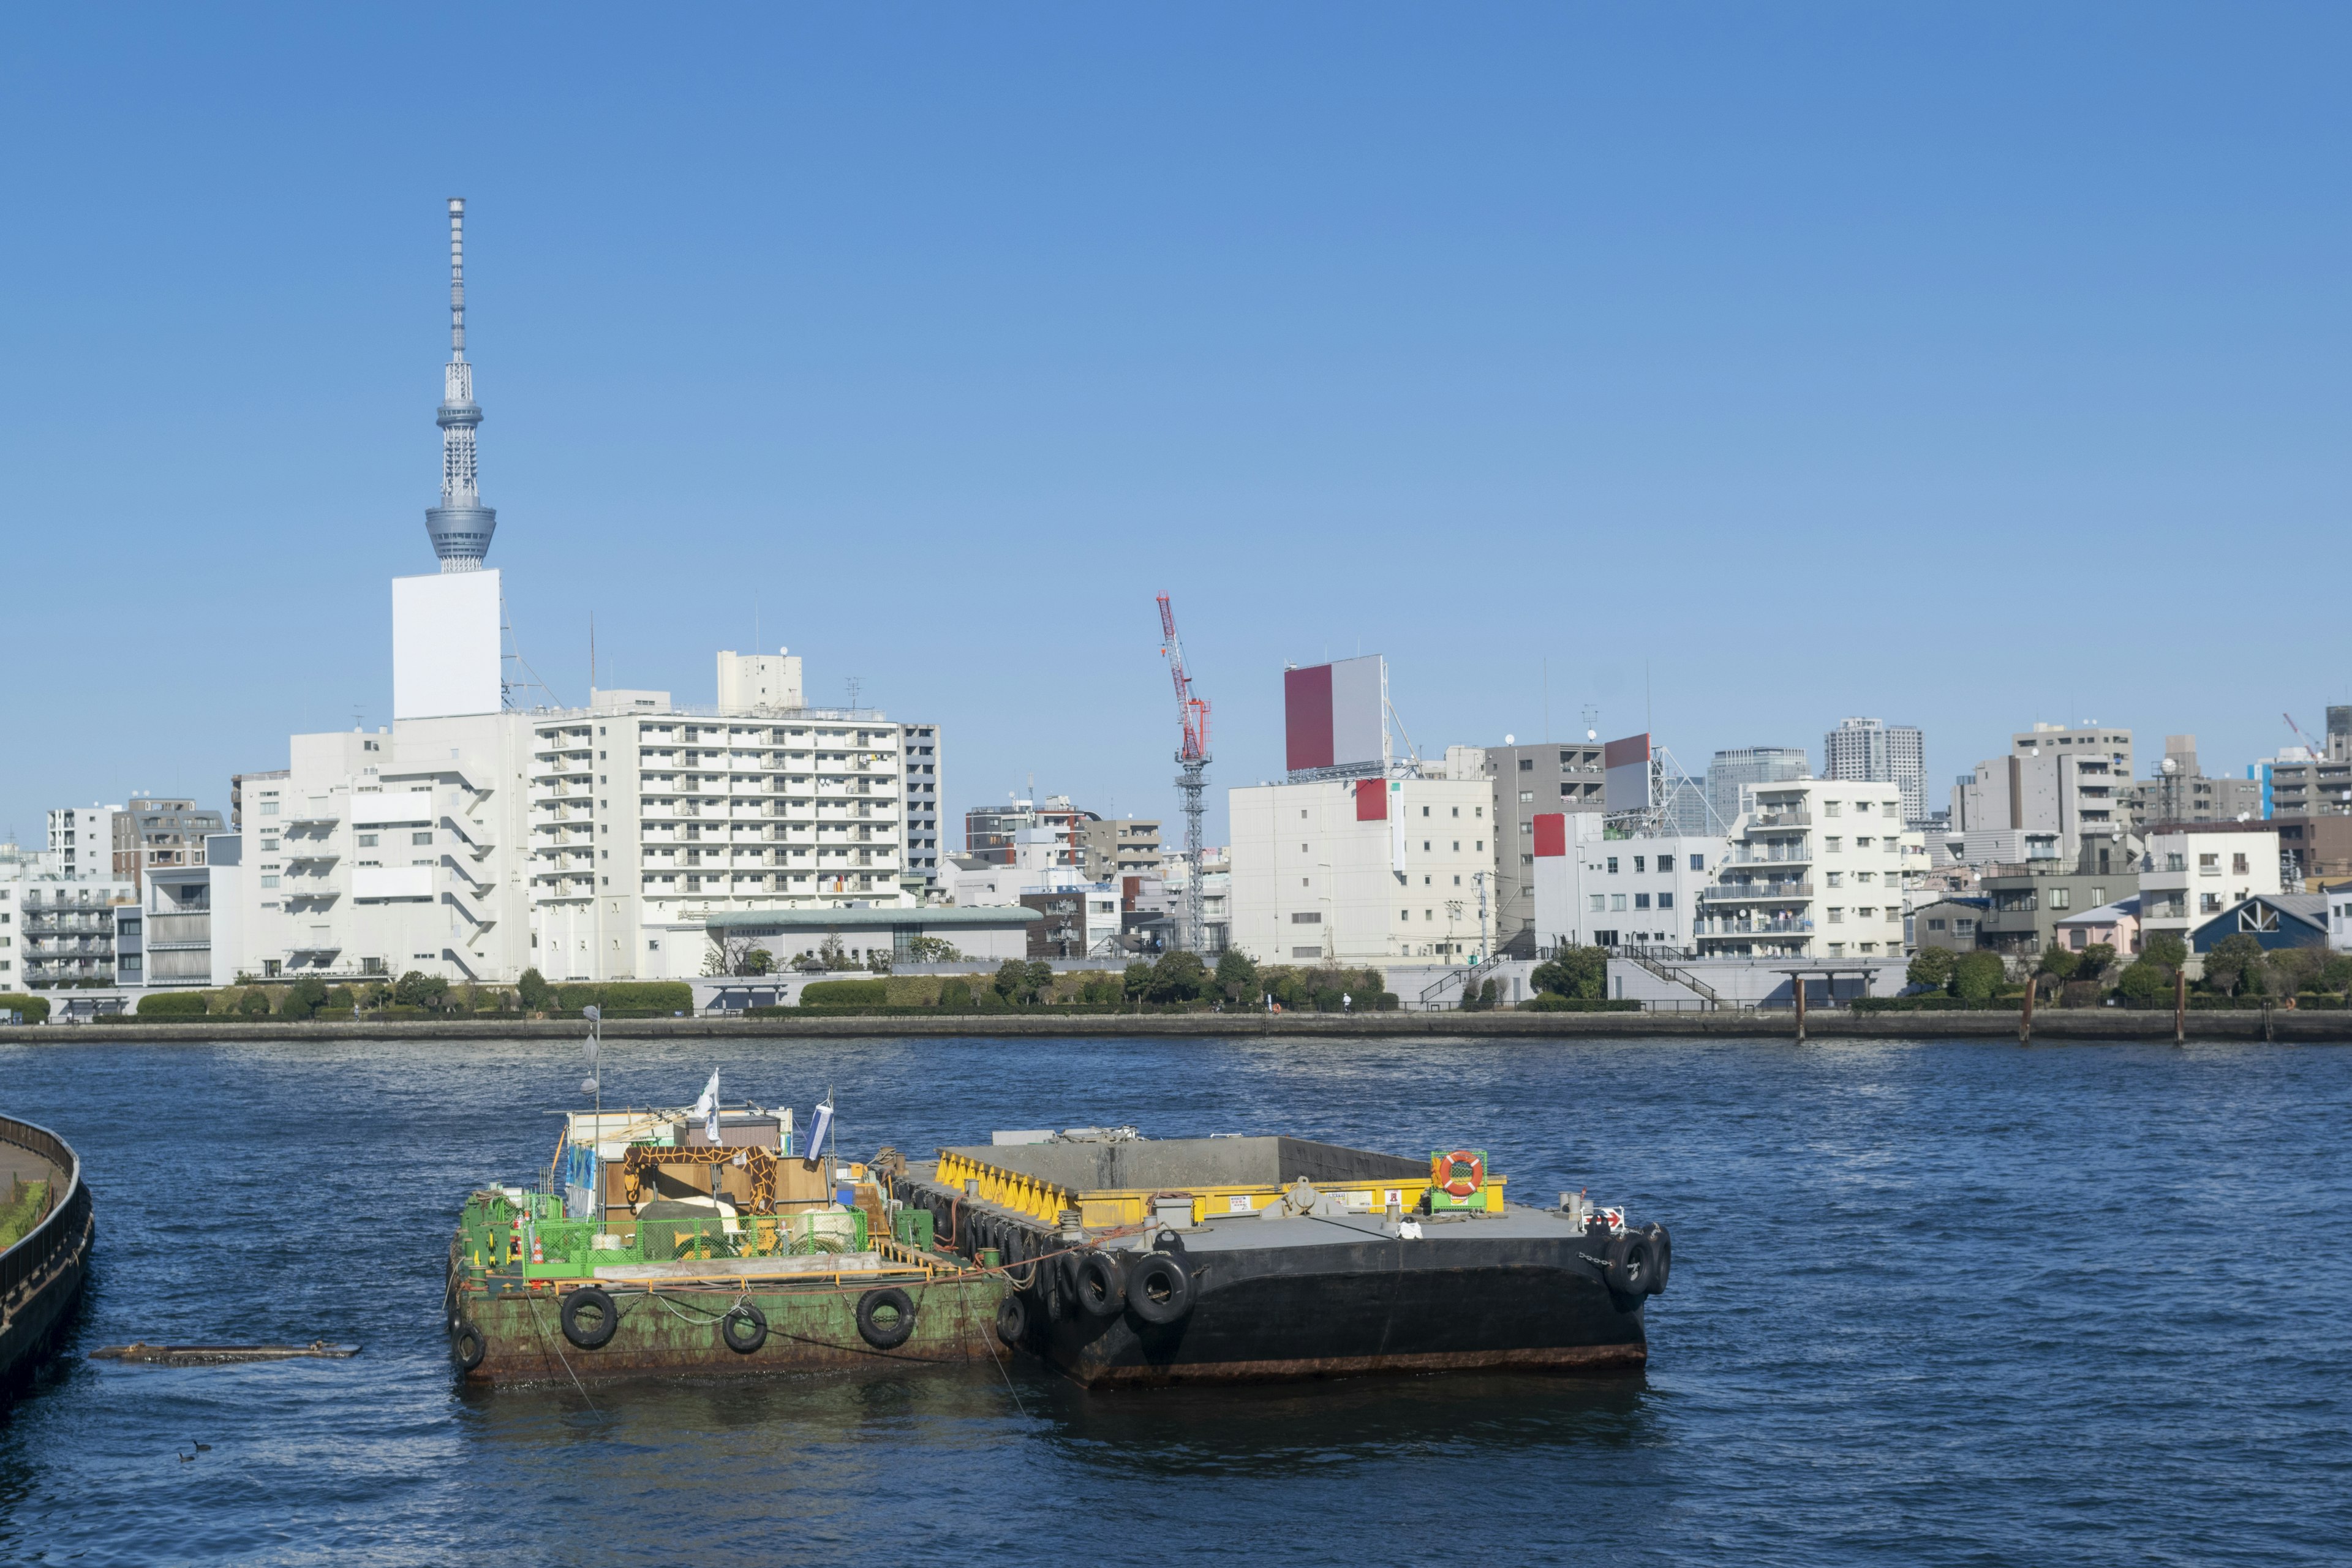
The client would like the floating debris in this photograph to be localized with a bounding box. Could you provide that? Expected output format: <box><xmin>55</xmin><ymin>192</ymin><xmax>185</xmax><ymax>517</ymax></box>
<box><xmin>92</xmin><ymin>1341</ymin><xmax>358</xmax><ymax>1366</ymax></box>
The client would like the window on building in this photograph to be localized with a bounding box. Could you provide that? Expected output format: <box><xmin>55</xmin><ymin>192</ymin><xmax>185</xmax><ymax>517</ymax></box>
<box><xmin>1451</xmin><ymin>807</ymin><xmax>1460</xmax><ymax>818</ymax></box>
<box><xmin>1519</xmin><ymin>791</ymin><xmax>1534</xmax><ymax>804</ymax></box>
<box><xmin>1634</xmin><ymin>856</ymin><xmax>1646</xmax><ymax>873</ymax></box>
<box><xmin>1828</xmin><ymin>908</ymin><xmax>1845</xmax><ymax>924</ymax></box>
<box><xmin>2233</xmin><ymin>853</ymin><xmax>2249</xmax><ymax>874</ymax></box>
<box><xmin>412</xmin><ymin>832</ymin><xmax>433</xmax><ymax>846</ymax></box>
<box><xmin>1610</xmin><ymin>894</ymin><xmax>1627</xmax><ymax>912</ymax></box>
<box><xmin>357</xmin><ymin>834</ymin><xmax>377</xmax><ymax>848</ymax></box>
<box><xmin>2201</xmin><ymin>892</ymin><xmax>2222</xmax><ymax>914</ymax></box>
<box><xmin>1519</xmin><ymin>758</ymin><xmax>1533</xmax><ymax>771</ymax></box>
<box><xmin>1824</xmin><ymin>801</ymin><xmax>1842</xmax><ymax>817</ymax></box>
<box><xmin>1928</xmin><ymin>918</ymin><xmax>1947</xmax><ymax>931</ymax></box>
<box><xmin>1521</xmin><ymin>821</ymin><xmax>1534</xmax><ymax>836</ymax></box>
<box><xmin>1659</xmin><ymin>892</ymin><xmax>1675</xmax><ymax>910</ymax></box>
<box><xmin>1825</xmin><ymin>837</ymin><xmax>1842</xmax><ymax>853</ymax></box>
<box><xmin>1559</xmin><ymin>783</ymin><xmax>1575</xmax><ymax>797</ymax></box>
<box><xmin>2050</xmin><ymin>888</ymin><xmax>2070</xmax><ymax>910</ymax></box>
<box><xmin>1634</xmin><ymin>893</ymin><xmax>1651</xmax><ymax>910</ymax></box>
<box><xmin>1689</xmin><ymin>854</ymin><xmax>1704</xmax><ymax>872</ymax></box>
<box><xmin>1957</xmin><ymin>919</ymin><xmax>1976</xmax><ymax>936</ymax></box>
<box><xmin>1607</xmin><ymin>857</ymin><xmax>1618</xmax><ymax>873</ymax></box>
<box><xmin>2199</xmin><ymin>854</ymin><xmax>2218</xmax><ymax>873</ymax></box>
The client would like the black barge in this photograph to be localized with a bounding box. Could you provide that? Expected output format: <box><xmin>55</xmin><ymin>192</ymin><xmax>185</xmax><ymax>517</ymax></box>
<box><xmin>889</xmin><ymin>1133</ymin><xmax>1667</xmax><ymax>1387</ymax></box>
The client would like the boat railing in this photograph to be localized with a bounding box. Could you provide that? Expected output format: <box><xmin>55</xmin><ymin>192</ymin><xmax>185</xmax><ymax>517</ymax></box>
<box><xmin>0</xmin><ymin>1114</ymin><xmax>88</xmax><ymax>1308</ymax></box>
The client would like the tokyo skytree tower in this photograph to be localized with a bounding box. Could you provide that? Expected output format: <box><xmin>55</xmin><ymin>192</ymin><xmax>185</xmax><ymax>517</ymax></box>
<box><xmin>424</xmin><ymin>198</ymin><xmax>496</xmax><ymax>571</ymax></box>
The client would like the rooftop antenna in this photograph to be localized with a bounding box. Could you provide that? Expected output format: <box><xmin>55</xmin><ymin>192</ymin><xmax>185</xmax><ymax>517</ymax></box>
<box><xmin>424</xmin><ymin>198</ymin><xmax>496</xmax><ymax>572</ymax></box>
<box><xmin>846</xmin><ymin>675</ymin><xmax>864</xmax><ymax>709</ymax></box>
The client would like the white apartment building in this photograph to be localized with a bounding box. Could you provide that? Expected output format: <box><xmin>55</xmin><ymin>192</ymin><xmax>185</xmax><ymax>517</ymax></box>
<box><xmin>46</xmin><ymin>806</ymin><xmax>121</xmax><ymax>882</ymax></box>
<box><xmin>222</xmin><ymin>712</ymin><xmax>539</xmax><ymax>984</ymax></box>
<box><xmin>1230</xmin><ymin>776</ymin><xmax>1498</xmax><ymax>965</ymax></box>
<box><xmin>1694</xmin><ymin>778</ymin><xmax>1914</xmax><ymax>959</ymax></box>
<box><xmin>9</xmin><ymin>876</ymin><xmax>137</xmax><ymax>987</ymax></box>
<box><xmin>2138</xmin><ymin>827</ymin><xmax>2280</xmax><ymax>953</ymax></box>
<box><xmin>537</xmin><ymin>659</ymin><xmax>940</xmax><ymax>982</ymax></box>
<box><xmin>1529</xmin><ymin>812</ymin><xmax>1727</xmax><ymax>952</ymax></box>
<box><xmin>219</xmin><ymin>643</ymin><xmax>939</xmax><ymax>986</ymax></box>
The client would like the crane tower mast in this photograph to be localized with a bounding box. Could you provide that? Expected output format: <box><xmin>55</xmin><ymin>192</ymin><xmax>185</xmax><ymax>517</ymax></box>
<box><xmin>1157</xmin><ymin>594</ymin><xmax>1212</xmax><ymax>953</ymax></box>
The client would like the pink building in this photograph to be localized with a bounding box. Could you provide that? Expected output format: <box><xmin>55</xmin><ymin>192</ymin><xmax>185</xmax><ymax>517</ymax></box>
<box><xmin>2055</xmin><ymin>895</ymin><xmax>2140</xmax><ymax>956</ymax></box>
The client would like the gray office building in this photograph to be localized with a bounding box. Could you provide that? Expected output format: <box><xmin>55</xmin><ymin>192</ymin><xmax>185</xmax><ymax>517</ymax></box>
<box><xmin>1704</xmin><ymin>747</ymin><xmax>1811</xmax><ymax>834</ymax></box>
<box><xmin>1480</xmin><ymin>741</ymin><xmax>1607</xmax><ymax>957</ymax></box>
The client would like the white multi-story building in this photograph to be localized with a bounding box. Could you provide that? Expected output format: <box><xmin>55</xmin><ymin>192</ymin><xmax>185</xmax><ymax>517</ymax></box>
<box><xmin>1694</xmin><ymin>778</ymin><xmax>1915</xmax><ymax>959</ymax></box>
<box><xmin>1528</xmin><ymin>812</ymin><xmax>1726</xmax><ymax>952</ymax></box>
<box><xmin>45</xmin><ymin>806</ymin><xmax>122</xmax><ymax>883</ymax></box>
<box><xmin>2138</xmin><ymin>826</ymin><xmax>2280</xmax><ymax>954</ymax></box>
<box><xmin>1229</xmin><ymin>776</ymin><xmax>1498</xmax><ymax>965</ymax></box>
<box><xmin>219</xmin><ymin>647</ymin><xmax>939</xmax><ymax>987</ymax></box>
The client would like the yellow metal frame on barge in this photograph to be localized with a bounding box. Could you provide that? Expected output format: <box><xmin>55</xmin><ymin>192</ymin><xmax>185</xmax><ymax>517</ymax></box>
<box><xmin>934</xmin><ymin>1147</ymin><xmax>1507</xmax><ymax>1227</ymax></box>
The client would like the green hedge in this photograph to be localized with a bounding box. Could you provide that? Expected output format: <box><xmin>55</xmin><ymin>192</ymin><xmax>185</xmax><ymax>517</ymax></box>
<box><xmin>799</xmin><ymin>980</ymin><xmax>889</xmax><ymax>1006</ymax></box>
<box><xmin>0</xmin><ymin>994</ymin><xmax>53</xmax><ymax>1025</ymax></box>
<box><xmin>1520</xmin><ymin>997</ymin><xmax>1643</xmax><ymax>1012</ymax></box>
<box><xmin>550</xmin><ymin>981</ymin><xmax>693</xmax><ymax>1014</ymax></box>
<box><xmin>136</xmin><ymin>992</ymin><xmax>211</xmax><ymax>1017</ymax></box>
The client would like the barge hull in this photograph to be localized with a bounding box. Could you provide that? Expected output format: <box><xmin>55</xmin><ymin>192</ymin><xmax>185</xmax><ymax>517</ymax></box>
<box><xmin>1044</xmin><ymin>1230</ymin><xmax>1647</xmax><ymax>1388</ymax></box>
<box><xmin>454</xmin><ymin>1273</ymin><xmax>1009</xmax><ymax>1386</ymax></box>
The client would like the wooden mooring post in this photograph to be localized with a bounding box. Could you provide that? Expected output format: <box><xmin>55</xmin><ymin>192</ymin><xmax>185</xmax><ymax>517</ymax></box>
<box><xmin>2174</xmin><ymin>969</ymin><xmax>2187</xmax><ymax>1045</ymax></box>
<box><xmin>1793</xmin><ymin>978</ymin><xmax>1807</xmax><ymax>1044</ymax></box>
<box><xmin>2019</xmin><ymin>975</ymin><xmax>2035</xmax><ymax>1045</ymax></box>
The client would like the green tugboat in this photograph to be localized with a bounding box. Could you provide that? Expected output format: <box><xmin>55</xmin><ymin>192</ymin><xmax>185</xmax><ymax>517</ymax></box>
<box><xmin>447</xmin><ymin>1084</ymin><xmax>1006</xmax><ymax>1385</ymax></box>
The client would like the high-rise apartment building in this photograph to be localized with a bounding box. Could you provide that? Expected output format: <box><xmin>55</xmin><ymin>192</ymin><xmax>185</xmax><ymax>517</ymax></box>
<box><xmin>1951</xmin><ymin>725</ymin><xmax>2133</xmax><ymax>865</ymax></box>
<box><xmin>1823</xmin><ymin>718</ymin><xmax>1926</xmax><ymax>826</ymax></box>
<box><xmin>1705</xmin><ymin>748</ymin><xmax>1811</xmax><ymax>838</ymax></box>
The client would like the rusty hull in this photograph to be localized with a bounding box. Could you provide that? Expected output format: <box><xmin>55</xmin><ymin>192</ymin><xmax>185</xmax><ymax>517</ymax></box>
<box><xmin>453</xmin><ymin>1272</ymin><xmax>1009</xmax><ymax>1386</ymax></box>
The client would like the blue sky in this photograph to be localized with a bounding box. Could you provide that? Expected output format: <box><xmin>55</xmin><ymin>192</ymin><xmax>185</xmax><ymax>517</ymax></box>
<box><xmin>3</xmin><ymin>7</ymin><xmax>2346</xmax><ymax>845</ymax></box>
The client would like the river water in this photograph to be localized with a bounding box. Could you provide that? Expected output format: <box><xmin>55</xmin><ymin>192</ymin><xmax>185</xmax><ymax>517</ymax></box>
<box><xmin>0</xmin><ymin>1033</ymin><xmax>2345</xmax><ymax>1566</ymax></box>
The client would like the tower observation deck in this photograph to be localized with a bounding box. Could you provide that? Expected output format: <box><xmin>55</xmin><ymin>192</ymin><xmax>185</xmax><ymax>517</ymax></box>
<box><xmin>425</xmin><ymin>198</ymin><xmax>496</xmax><ymax>571</ymax></box>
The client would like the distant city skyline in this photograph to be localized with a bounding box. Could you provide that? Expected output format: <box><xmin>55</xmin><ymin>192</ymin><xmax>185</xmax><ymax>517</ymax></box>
<box><xmin>4</xmin><ymin>8</ymin><xmax>2349</xmax><ymax>845</ymax></box>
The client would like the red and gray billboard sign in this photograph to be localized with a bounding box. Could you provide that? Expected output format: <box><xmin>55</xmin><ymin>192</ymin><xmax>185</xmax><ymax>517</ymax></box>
<box><xmin>1284</xmin><ymin>655</ymin><xmax>1386</xmax><ymax>775</ymax></box>
<box><xmin>1603</xmin><ymin>733</ymin><xmax>1652</xmax><ymax>812</ymax></box>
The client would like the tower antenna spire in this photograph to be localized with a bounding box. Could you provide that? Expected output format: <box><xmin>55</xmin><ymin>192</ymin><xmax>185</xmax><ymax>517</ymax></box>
<box><xmin>424</xmin><ymin>197</ymin><xmax>496</xmax><ymax>571</ymax></box>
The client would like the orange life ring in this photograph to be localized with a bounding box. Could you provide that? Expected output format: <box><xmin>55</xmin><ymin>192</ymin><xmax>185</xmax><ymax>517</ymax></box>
<box><xmin>1434</xmin><ymin>1149</ymin><xmax>1485</xmax><ymax>1199</ymax></box>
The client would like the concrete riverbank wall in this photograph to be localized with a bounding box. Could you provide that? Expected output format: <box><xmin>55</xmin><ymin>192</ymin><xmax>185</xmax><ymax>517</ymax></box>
<box><xmin>8</xmin><ymin>1009</ymin><xmax>2347</xmax><ymax>1043</ymax></box>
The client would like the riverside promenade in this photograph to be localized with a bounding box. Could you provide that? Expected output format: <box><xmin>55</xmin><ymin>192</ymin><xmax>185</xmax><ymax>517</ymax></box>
<box><xmin>15</xmin><ymin>1008</ymin><xmax>2348</xmax><ymax>1043</ymax></box>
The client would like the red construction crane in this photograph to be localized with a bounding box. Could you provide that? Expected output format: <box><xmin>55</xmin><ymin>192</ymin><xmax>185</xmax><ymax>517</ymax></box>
<box><xmin>1158</xmin><ymin>594</ymin><xmax>1210</xmax><ymax>761</ymax></box>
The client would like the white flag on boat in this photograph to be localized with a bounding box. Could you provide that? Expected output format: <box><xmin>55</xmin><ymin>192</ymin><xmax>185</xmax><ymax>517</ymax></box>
<box><xmin>695</xmin><ymin>1069</ymin><xmax>720</xmax><ymax>1145</ymax></box>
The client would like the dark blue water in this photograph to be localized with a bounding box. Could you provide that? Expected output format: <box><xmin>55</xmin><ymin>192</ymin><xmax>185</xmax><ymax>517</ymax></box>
<box><xmin>1</xmin><ymin>1033</ymin><xmax>2346</xmax><ymax>1566</ymax></box>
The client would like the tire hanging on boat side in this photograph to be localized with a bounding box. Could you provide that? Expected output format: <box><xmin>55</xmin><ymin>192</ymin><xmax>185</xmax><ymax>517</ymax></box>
<box><xmin>560</xmin><ymin>1286</ymin><xmax>620</xmax><ymax>1349</ymax></box>
<box><xmin>1125</xmin><ymin>1251</ymin><xmax>1193</xmax><ymax>1325</ymax></box>
<box><xmin>995</xmin><ymin>1291</ymin><xmax>1030</xmax><ymax>1347</ymax></box>
<box><xmin>1603</xmin><ymin>1231</ymin><xmax>1654</xmax><ymax>1297</ymax></box>
<box><xmin>1074</xmin><ymin>1250</ymin><xmax>1126</xmax><ymax>1317</ymax></box>
<box><xmin>451</xmin><ymin>1320</ymin><xmax>486</xmax><ymax>1371</ymax></box>
<box><xmin>721</xmin><ymin>1302</ymin><xmax>768</xmax><ymax>1354</ymax></box>
<box><xmin>856</xmin><ymin>1286</ymin><xmax>917</xmax><ymax>1349</ymax></box>
<box><xmin>1643</xmin><ymin>1223</ymin><xmax>1672</xmax><ymax>1294</ymax></box>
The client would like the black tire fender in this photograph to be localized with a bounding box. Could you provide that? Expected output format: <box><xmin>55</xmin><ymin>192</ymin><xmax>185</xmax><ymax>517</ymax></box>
<box><xmin>995</xmin><ymin>1291</ymin><xmax>1030</xmax><ymax>1347</ymax></box>
<box><xmin>1074</xmin><ymin>1250</ymin><xmax>1126</xmax><ymax>1317</ymax></box>
<box><xmin>720</xmin><ymin>1302</ymin><xmax>768</xmax><ymax>1355</ymax></box>
<box><xmin>451</xmin><ymin>1319</ymin><xmax>487</xmax><ymax>1372</ymax></box>
<box><xmin>560</xmin><ymin>1285</ymin><xmax>620</xmax><ymax>1350</ymax></box>
<box><xmin>1604</xmin><ymin>1231</ymin><xmax>1655</xmax><ymax>1297</ymax></box>
<box><xmin>856</xmin><ymin>1286</ymin><xmax>917</xmax><ymax>1349</ymax></box>
<box><xmin>1125</xmin><ymin>1251</ymin><xmax>1193</xmax><ymax>1325</ymax></box>
<box><xmin>1643</xmin><ymin>1223</ymin><xmax>1672</xmax><ymax>1295</ymax></box>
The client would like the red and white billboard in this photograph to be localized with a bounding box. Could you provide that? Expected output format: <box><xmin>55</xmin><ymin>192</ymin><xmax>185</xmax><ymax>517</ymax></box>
<box><xmin>1603</xmin><ymin>733</ymin><xmax>1652</xmax><ymax>812</ymax></box>
<box><xmin>1284</xmin><ymin>655</ymin><xmax>1385</xmax><ymax>775</ymax></box>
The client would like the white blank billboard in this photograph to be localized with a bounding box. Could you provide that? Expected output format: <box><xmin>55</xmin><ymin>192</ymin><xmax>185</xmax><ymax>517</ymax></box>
<box><xmin>393</xmin><ymin>570</ymin><xmax>502</xmax><ymax>720</ymax></box>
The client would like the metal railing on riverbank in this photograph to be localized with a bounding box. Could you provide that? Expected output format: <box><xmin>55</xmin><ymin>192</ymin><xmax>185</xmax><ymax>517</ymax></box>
<box><xmin>0</xmin><ymin>1114</ymin><xmax>87</xmax><ymax>1314</ymax></box>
